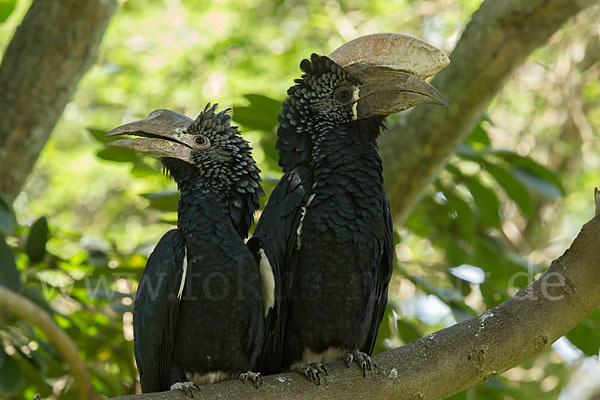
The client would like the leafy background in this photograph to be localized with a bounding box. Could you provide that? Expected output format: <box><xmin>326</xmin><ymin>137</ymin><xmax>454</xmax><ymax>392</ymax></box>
<box><xmin>0</xmin><ymin>0</ymin><xmax>599</xmax><ymax>398</ymax></box>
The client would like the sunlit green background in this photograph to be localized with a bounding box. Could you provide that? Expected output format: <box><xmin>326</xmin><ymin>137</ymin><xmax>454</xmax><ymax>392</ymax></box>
<box><xmin>0</xmin><ymin>0</ymin><xmax>599</xmax><ymax>398</ymax></box>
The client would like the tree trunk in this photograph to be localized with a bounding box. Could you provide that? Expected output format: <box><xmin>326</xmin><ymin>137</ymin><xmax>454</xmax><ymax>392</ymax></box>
<box><xmin>379</xmin><ymin>0</ymin><xmax>597</xmax><ymax>224</ymax></box>
<box><xmin>0</xmin><ymin>0</ymin><xmax>116</xmax><ymax>202</ymax></box>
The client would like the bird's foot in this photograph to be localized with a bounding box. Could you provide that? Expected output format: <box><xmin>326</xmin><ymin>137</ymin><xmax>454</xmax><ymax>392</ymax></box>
<box><xmin>239</xmin><ymin>370</ymin><xmax>263</xmax><ymax>388</ymax></box>
<box><xmin>290</xmin><ymin>361</ymin><xmax>328</xmax><ymax>385</ymax></box>
<box><xmin>170</xmin><ymin>381</ymin><xmax>201</xmax><ymax>398</ymax></box>
<box><xmin>344</xmin><ymin>350</ymin><xmax>375</xmax><ymax>377</ymax></box>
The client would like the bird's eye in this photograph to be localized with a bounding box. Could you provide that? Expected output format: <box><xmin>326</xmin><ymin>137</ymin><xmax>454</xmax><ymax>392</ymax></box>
<box><xmin>194</xmin><ymin>135</ymin><xmax>210</xmax><ymax>148</ymax></box>
<box><xmin>334</xmin><ymin>86</ymin><xmax>353</xmax><ymax>103</ymax></box>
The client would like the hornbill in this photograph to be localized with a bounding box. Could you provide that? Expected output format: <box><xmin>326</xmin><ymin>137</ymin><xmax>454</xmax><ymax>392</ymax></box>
<box><xmin>106</xmin><ymin>104</ymin><xmax>273</xmax><ymax>394</ymax></box>
<box><xmin>252</xmin><ymin>33</ymin><xmax>449</xmax><ymax>382</ymax></box>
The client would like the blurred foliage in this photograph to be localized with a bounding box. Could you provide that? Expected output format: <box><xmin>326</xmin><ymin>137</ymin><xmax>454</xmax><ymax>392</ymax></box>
<box><xmin>0</xmin><ymin>0</ymin><xmax>599</xmax><ymax>399</ymax></box>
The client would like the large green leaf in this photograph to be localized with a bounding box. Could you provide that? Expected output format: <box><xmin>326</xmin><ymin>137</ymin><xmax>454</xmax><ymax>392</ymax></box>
<box><xmin>462</xmin><ymin>176</ymin><xmax>501</xmax><ymax>229</ymax></box>
<box><xmin>511</xmin><ymin>167</ymin><xmax>563</xmax><ymax>199</ymax></box>
<box><xmin>485</xmin><ymin>162</ymin><xmax>534</xmax><ymax>216</ymax></box>
<box><xmin>489</xmin><ymin>150</ymin><xmax>564</xmax><ymax>198</ymax></box>
<box><xmin>0</xmin><ymin>235</ymin><xmax>20</xmax><ymax>291</ymax></box>
<box><xmin>464</xmin><ymin>118</ymin><xmax>491</xmax><ymax>146</ymax></box>
<box><xmin>96</xmin><ymin>147</ymin><xmax>139</xmax><ymax>163</ymax></box>
<box><xmin>0</xmin><ymin>349</ymin><xmax>24</xmax><ymax>396</ymax></box>
<box><xmin>87</xmin><ymin>128</ymin><xmax>112</xmax><ymax>144</ymax></box>
<box><xmin>141</xmin><ymin>191</ymin><xmax>179</xmax><ymax>212</ymax></box>
<box><xmin>396</xmin><ymin>318</ymin><xmax>423</xmax><ymax>345</ymax></box>
<box><xmin>0</xmin><ymin>191</ymin><xmax>15</xmax><ymax>235</ymax></box>
<box><xmin>26</xmin><ymin>216</ymin><xmax>49</xmax><ymax>263</ymax></box>
<box><xmin>565</xmin><ymin>308</ymin><xmax>600</xmax><ymax>356</ymax></box>
<box><xmin>232</xmin><ymin>93</ymin><xmax>281</xmax><ymax>132</ymax></box>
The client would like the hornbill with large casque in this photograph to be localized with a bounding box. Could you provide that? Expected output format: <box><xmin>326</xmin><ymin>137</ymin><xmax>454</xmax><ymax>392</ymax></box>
<box><xmin>106</xmin><ymin>104</ymin><xmax>275</xmax><ymax>394</ymax></box>
<box><xmin>252</xmin><ymin>34</ymin><xmax>450</xmax><ymax>382</ymax></box>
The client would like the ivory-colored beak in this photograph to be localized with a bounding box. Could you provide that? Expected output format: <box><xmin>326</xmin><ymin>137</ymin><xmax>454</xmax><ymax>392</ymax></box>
<box><xmin>329</xmin><ymin>33</ymin><xmax>450</xmax><ymax>117</ymax></box>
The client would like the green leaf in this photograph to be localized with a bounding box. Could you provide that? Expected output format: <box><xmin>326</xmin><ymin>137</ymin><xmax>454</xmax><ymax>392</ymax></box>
<box><xmin>464</xmin><ymin>119</ymin><xmax>491</xmax><ymax>146</ymax></box>
<box><xmin>0</xmin><ymin>191</ymin><xmax>15</xmax><ymax>235</ymax></box>
<box><xmin>566</xmin><ymin>308</ymin><xmax>600</xmax><ymax>356</ymax></box>
<box><xmin>396</xmin><ymin>319</ymin><xmax>422</xmax><ymax>344</ymax></box>
<box><xmin>232</xmin><ymin>94</ymin><xmax>281</xmax><ymax>132</ymax></box>
<box><xmin>512</xmin><ymin>167</ymin><xmax>563</xmax><ymax>199</ymax></box>
<box><xmin>485</xmin><ymin>163</ymin><xmax>534</xmax><ymax>216</ymax></box>
<box><xmin>444</xmin><ymin>190</ymin><xmax>476</xmax><ymax>238</ymax></box>
<box><xmin>243</xmin><ymin>94</ymin><xmax>282</xmax><ymax>114</ymax></box>
<box><xmin>489</xmin><ymin>150</ymin><xmax>564</xmax><ymax>198</ymax></box>
<box><xmin>87</xmin><ymin>128</ymin><xmax>111</xmax><ymax>144</ymax></box>
<box><xmin>463</xmin><ymin>176</ymin><xmax>501</xmax><ymax>228</ymax></box>
<box><xmin>0</xmin><ymin>0</ymin><xmax>17</xmax><ymax>23</ymax></box>
<box><xmin>0</xmin><ymin>349</ymin><xmax>24</xmax><ymax>396</ymax></box>
<box><xmin>0</xmin><ymin>236</ymin><xmax>20</xmax><ymax>291</ymax></box>
<box><xmin>141</xmin><ymin>191</ymin><xmax>179</xmax><ymax>212</ymax></box>
<box><xmin>26</xmin><ymin>216</ymin><xmax>49</xmax><ymax>263</ymax></box>
<box><xmin>96</xmin><ymin>147</ymin><xmax>139</xmax><ymax>163</ymax></box>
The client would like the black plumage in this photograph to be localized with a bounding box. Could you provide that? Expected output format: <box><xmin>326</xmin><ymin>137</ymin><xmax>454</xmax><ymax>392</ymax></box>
<box><xmin>106</xmin><ymin>104</ymin><xmax>271</xmax><ymax>394</ymax></box>
<box><xmin>254</xmin><ymin>51</ymin><xmax>447</xmax><ymax>381</ymax></box>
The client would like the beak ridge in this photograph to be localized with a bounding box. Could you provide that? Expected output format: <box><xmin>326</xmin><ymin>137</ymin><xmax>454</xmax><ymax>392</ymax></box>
<box><xmin>105</xmin><ymin>109</ymin><xmax>195</xmax><ymax>164</ymax></box>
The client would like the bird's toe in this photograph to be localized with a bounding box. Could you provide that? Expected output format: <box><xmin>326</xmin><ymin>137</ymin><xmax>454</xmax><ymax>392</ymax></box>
<box><xmin>239</xmin><ymin>371</ymin><xmax>263</xmax><ymax>388</ymax></box>
<box><xmin>170</xmin><ymin>381</ymin><xmax>200</xmax><ymax>398</ymax></box>
<box><xmin>344</xmin><ymin>350</ymin><xmax>375</xmax><ymax>377</ymax></box>
<box><xmin>290</xmin><ymin>361</ymin><xmax>328</xmax><ymax>385</ymax></box>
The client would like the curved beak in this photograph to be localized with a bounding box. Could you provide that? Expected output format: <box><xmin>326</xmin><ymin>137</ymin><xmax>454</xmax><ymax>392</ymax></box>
<box><xmin>105</xmin><ymin>109</ymin><xmax>195</xmax><ymax>164</ymax></box>
<box><xmin>350</xmin><ymin>65</ymin><xmax>449</xmax><ymax>118</ymax></box>
<box><xmin>329</xmin><ymin>33</ymin><xmax>450</xmax><ymax>118</ymax></box>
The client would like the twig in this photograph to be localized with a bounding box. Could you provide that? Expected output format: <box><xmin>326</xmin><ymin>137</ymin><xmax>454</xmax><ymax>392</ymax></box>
<box><xmin>0</xmin><ymin>287</ymin><xmax>98</xmax><ymax>400</ymax></box>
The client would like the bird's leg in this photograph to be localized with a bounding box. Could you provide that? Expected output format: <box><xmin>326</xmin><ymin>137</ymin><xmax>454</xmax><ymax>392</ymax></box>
<box><xmin>344</xmin><ymin>350</ymin><xmax>375</xmax><ymax>377</ymax></box>
<box><xmin>239</xmin><ymin>370</ymin><xmax>263</xmax><ymax>388</ymax></box>
<box><xmin>290</xmin><ymin>361</ymin><xmax>328</xmax><ymax>385</ymax></box>
<box><xmin>170</xmin><ymin>381</ymin><xmax>201</xmax><ymax>398</ymax></box>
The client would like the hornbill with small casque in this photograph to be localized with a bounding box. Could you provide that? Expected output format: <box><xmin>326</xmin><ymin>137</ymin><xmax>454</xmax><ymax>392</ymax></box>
<box><xmin>252</xmin><ymin>34</ymin><xmax>450</xmax><ymax>382</ymax></box>
<box><xmin>106</xmin><ymin>104</ymin><xmax>276</xmax><ymax>394</ymax></box>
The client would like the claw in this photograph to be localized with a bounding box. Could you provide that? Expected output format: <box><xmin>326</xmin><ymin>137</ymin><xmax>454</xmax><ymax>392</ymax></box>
<box><xmin>170</xmin><ymin>381</ymin><xmax>200</xmax><ymax>398</ymax></box>
<box><xmin>239</xmin><ymin>371</ymin><xmax>263</xmax><ymax>388</ymax></box>
<box><xmin>344</xmin><ymin>350</ymin><xmax>374</xmax><ymax>377</ymax></box>
<box><xmin>290</xmin><ymin>362</ymin><xmax>329</xmax><ymax>385</ymax></box>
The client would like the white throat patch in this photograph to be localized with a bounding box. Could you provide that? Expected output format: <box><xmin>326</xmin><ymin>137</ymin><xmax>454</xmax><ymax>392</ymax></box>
<box><xmin>351</xmin><ymin>87</ymin><xmax>360</xmax><ymax>119</ymax></box>
<box><xmin>258</xmin><ymin>249</ymin><xmax>275</xmax><ymax>317</ymax></box>
<box><xmin>177</xmin><ymin>246</ymin><xmax>188</xmax><ymax>300</ymax></box>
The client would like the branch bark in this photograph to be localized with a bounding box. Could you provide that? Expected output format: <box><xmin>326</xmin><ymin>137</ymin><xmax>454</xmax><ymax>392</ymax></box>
<box><xmin>0</xmin><ymin>287</ymin><xmax>98</xmax><ymax>400</ymax></box>
<box><xmin>379</xmin><ymin>0</ymin><xmax>598</xmax><ymax>225</ymax></box>
<box><xmin>108</xmin><ymin>213</ymin><xmax>600</xmax><ymax>399</ymax></box>
<box><xmin>0</xmin><ymin>0</ymin><xmax>116</xmax><ymax>202</ymax></box>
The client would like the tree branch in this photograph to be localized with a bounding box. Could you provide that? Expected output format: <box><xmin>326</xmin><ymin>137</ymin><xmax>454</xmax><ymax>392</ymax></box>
<box><xmin>0</xmin><ymin>0</ymin><xmax>116</xmax><ymax>202</ymax></box>
<box><xmin>379</xmin><ymin>0</ymin><xmax>598</xmax><ymax>225</ymax></box>
<box><xmin>108</xmin><ymin>212</ymin><xmax>600</xmax><ymax>399</ymax></box>
<box><xmin>0</xmin><ymin>287</ymin><xmax>98</xmax><ymax>400</ymax></box>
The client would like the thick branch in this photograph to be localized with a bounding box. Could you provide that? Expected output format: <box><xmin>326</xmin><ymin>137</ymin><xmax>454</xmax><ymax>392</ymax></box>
<box><xmin>379</xmin><ymin>0</ymin><xmax>597</xmax><ymax>224</ymax></box>
<box><xmin>0</xmin><ymin>287</ymin><xmax>98</xmax><ymax>400</ymax></box>
<box><xmin>109</xmin><ymin>214</ymin><xmax>600</xmax><ymax>399</ymax></box>
<box><xmin>0</xmin><ymin>0</ymin><xmax>116</xmax><ymax>202</ymax></box>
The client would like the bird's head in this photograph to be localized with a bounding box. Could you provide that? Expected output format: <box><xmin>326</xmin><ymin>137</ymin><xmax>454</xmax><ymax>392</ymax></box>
<box><xmin>278</xmin><ymin>33</ymin><xmax>450</xmax><ymax>170</ymax></box>
<box><xmin>288</xmin><ymin>33</ymin><xmax>449</xmax><ymax>125</ymax></box>
<box><xmin>105</xmin><ymin>104</ymin><xmax>263</xmax><ymax>236</ymax></box>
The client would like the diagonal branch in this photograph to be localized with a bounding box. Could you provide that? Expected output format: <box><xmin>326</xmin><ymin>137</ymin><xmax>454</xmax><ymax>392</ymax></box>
<box><xmin>379</xmin><ymin>0</ymin><xmax>598</xmax><ymax>225</ymax></box>
<box><xmin>107</xmin><ymin>212</ymin><xmax>600</xmax><ymax>399</ymax></box>
<box><xmin>0</xmin><ymin>287</ymin><xmax>98</xmax><ymax>400</ymax></box>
